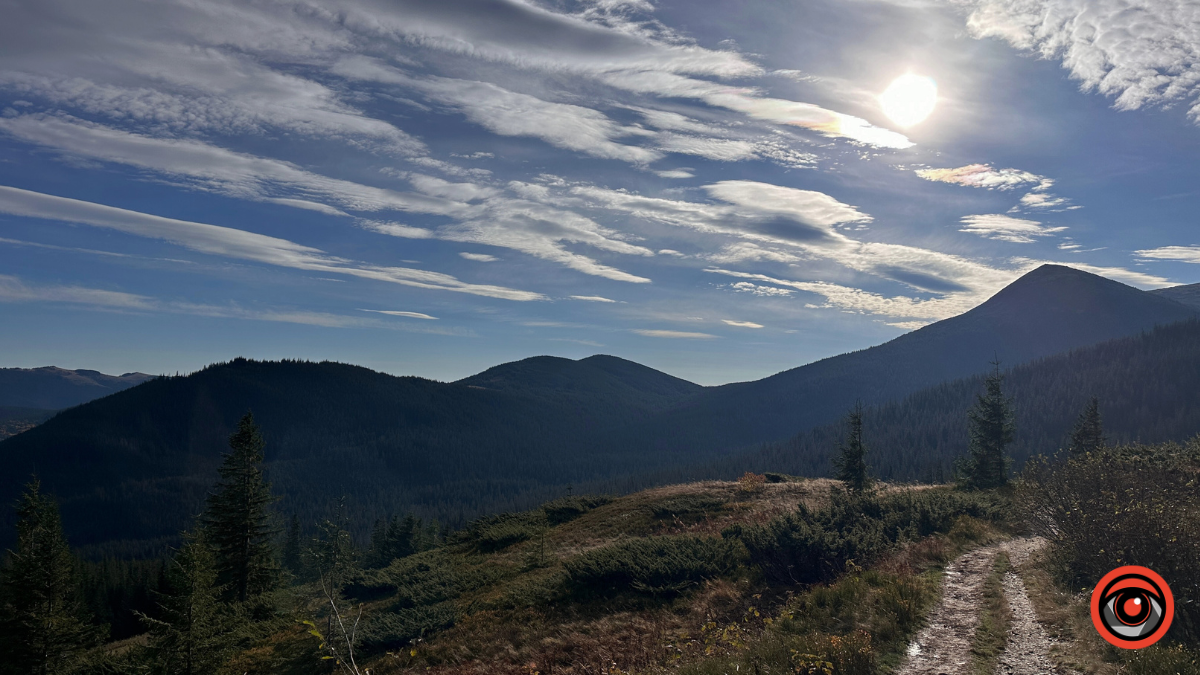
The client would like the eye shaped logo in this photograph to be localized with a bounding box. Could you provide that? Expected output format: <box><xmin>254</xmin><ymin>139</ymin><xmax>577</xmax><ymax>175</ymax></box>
<box><xmin>1090</xmin><ymin>566</ymin><xmax>1174</xmax><ymax>649</ymax></box>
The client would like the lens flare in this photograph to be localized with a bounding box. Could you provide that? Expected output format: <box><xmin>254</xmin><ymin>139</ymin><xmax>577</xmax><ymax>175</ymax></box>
<box><xmin>879</xmin><ymin>74</ymin><xmax>937</xmax><ymax>128</ymax></box>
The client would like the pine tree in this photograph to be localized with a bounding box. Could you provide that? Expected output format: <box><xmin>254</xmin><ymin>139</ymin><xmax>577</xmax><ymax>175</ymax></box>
<box><xmin>833</xmin><ymin>402</ymin><xmax>871</xmax><ymax>492</ymax></box>
<box><xmin>1069</xmin><ymin>397</ymin><xmax>1105</xmax><ymax>456</ymax></box>
<box><xmin>140</xmin><ymin>532</ymin><xmax>229</xmax><ymax>675</ymax></box>
<box><xmin>283</xmin><ymin>514</ymin><xmax>303</xmax><ymax>577</ymax></box>
<box><xmin>959</xmin><ymin>361</ymin><xmax>1015</xmax><ymax>489</ymax></box>
<box><xmin>202</xmin><ymin>412</ymin><xmax>278</xmax><ymax>603</ymax></box>
<box><xmin>0</xmin><ymin>480</ymin><xmax>100</xmax><ymax>675</ymax></box>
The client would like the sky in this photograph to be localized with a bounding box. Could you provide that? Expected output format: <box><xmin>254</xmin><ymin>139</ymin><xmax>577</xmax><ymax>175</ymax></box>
<box><xmin>1</xmin><ymin>0</ymin><xmax>1199</xmax><ymax>385</ymax></box>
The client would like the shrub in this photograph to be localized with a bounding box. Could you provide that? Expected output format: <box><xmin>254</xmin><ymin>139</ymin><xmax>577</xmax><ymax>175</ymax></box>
<box><xmin>650</xmin><ymin>493</ymin><xmax>726</xmax><ymax>520</ymax></box>
<box><xmin>732</xmin><ymin>488</ymin><xmax>1004</xmax><ymax>585</ymax></box>
<box><xmin>564</xmin><ymin>535</ymin><xmax>742</xmax><ymax>596</ymax></box>
<box><xmin>542</xmin><ymin>495</ymin><xmax>612</xmax><ymax>524</ymax></box>
<box><xmin>452</xmin><ymin>511</ymin><xmax>547</xmax><ymax>552</ymax></box>
<box><xmin>382</xmin><ymin>549</ymin><xmax>500</xmax><ymax>610</ymax></box>
<box><xmin>738</xmin><ymin>472</ymin><xmax>767</xmax><ymax>494</ymax></box>
<box><xmin>1019</xmin><ymin>440</ymin><xmax>1200</xmax><ymax>642</ymax></box>
<box><xmin>1123</xmin><ymin>643</ymin><xmax>1200</xmax><ymax>675</ymax></box>
<box><xmin>357</xmin><ymin>601</ymin><xmax>457</xmax><ymax>653</ymax></box>
<box><xmin>790</xmin><ymin>631</ymin><xmax>875</xmax><ymax>675</ymax></box>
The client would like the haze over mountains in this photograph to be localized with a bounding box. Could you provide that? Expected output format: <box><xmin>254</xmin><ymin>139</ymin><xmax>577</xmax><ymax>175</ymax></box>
<box><xmin>2</xmin><ymin>264</ymin><xmax>1198</xmax><ymax>554</ymax></box>
<box><xmin>0</xmin><ymin>366</ymin><xmax>153</xmax><ymax>410</ymax></box>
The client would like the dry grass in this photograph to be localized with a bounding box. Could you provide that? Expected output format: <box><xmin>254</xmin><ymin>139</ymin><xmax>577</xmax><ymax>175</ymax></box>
<box><xmin>1016</xmin><ymin>548</ymin><xmax>1122</xmax><ymax>675</ymax></box>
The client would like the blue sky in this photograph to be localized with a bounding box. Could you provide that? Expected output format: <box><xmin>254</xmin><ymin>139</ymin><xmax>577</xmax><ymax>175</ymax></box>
<box><xmin>2</xmin><ymin>0</ymin><xmax>1199</xmax><ymax>384</ymax></box>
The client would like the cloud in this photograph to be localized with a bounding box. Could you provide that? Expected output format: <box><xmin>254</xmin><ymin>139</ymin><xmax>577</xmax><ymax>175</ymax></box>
<box><xmin>707</xmin><ymin>242</ymin><xmax>803</xmax><ymax>264</ymax></box>
<box><xmin>602</xmin><ymin>71</ymin><xmax>915</xmax><ymax>148</ymax></box>
<box><xmin>1011</xmin><ymin>258</ymin><xmax>1174</xmax><ymax>288</ymax></box>
<box><xmin>963</xmin><ymin>0</ymin><xmax>1200</xmax><ymax>121</ymax></box>
<box><xmin>887</xmin><ymin>320</ymin><xmax>931</xmax><ymax>330</ymax></box>
<box><xmin>655</xmin><ymin>169</ymin><xmax>695</xmax><ymax>179</ymax></box>
<box><xmin>360</xmin><ymin>309</ymin><xmax>438</xmax><ymax>319</ymax></box>
<box><xmin>570</xmin><ymin>295</ymin><xmax>618</xmax><ymax>302</ymax></box>
<box><xmin>633</xmin><ymin>329</ymin><xmax>718</xmax><ymax>338</ymax></box>
<box><xmin>729</xmin><ymin>281</ymin><xmax>793</xmax><ymax>297</ymax></box>
<box><xmin>460</xmin><ymin>252</ymin><xmax>498</xmax><ymax>262</ymax></box>
<box><xmin>1136</xmin><ymin>245</ymin><xmax>1200</xmax><ymax>264</ymax></box>
<box><xmin>916</xmin><ymin>164</ymin><xmax>1044</xmax><ymax>190</ymax></box>
<box><xmin>0</xmin><ymin>115</ymin><xmax>654</xmax><ymax>283</ymax></box>
<box><xmin>705</xmin><ymin>180</ymin><xmax>873</xmax><ymax>230</ymax></box>
<box><xmin>959</xmin><ymin>214</ymin><xmax>1067</xmax><ymax>243</ymax></box>
<box><xmin>0</xmin><ymin>185</ymin><xmax>543</xmax><ymax>301</ymax></box>
<box><xmin>0</xmin><ymin>273</ymin><xmax>154</xmax><ymax>309</ymax></box>
<box><xmin>722</xmin><ymin>319</ymin><xmax>764</xmax><ymax>328</ymax></box>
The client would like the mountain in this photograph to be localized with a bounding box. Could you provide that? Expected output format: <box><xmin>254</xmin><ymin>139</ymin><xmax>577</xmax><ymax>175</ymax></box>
<box><xmin>1153</xmin><ymin>281</ymin><xmax>1200</xmax><ymax>310</ymax></box>
<box><xmin>2</xmin><ymin>265</ymin><xmax>1194</xmax><ymax>554</ymax></box>
<box><xmin>457</xmin><ymin>354</ymin><xmax>702</xmax><ymax>410</ymax></box>
<box><xmin>0</xmin><ymin>366</ymin><xmax>154</xmax><ymax>409</ymax></box>
<box><xmin>0</xmin><ymin>406</ymin><xmax>58</xmax><ymax>440</ymax></box>
<box><xmin>609</xmin><ymin>264</ymin><xmax>1197</xmax><ymax>457</ymax></box>
<box><xmin>0</xmin><ymin>356</ymin><xmax>701</xmax><ymax>554</ymax></box>
<box><xmin>727</xmin><ymin>317</ymin><xmax>1200</xmax><ymax>482</ymax></box>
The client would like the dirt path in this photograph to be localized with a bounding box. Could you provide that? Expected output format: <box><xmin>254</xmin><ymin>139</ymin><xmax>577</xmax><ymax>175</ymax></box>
<box><xmin>896</xmin><ymin>543</ymin><xmax>1004</xmax><ymax>675</ymax></box>
<box><xmin>996</xmin><ymin>537</ymin><xmax>1069</xmax><ymax>675</ymax></box>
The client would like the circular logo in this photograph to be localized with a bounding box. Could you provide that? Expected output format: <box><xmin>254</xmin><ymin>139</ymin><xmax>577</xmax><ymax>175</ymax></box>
<box><xmin>1090</xmin><ymin>566</ymin><xmax>1174</xmax><ymax>649</ymax></box>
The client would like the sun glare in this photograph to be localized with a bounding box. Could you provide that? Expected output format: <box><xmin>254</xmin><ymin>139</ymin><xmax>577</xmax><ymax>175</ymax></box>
<box><xmin>880</xmin><ymin>73</ymin><xmax>937</xmax><ymax>128</ymax></box>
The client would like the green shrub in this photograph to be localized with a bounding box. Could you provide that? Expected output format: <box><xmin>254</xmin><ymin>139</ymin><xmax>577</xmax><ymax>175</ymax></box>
<box><xmin>1020</xmin><ymin>440</ymin><xmax>1200</xmax><ymax>642</ymax></box>
<box><xmin>542</xmin><ymin>495</ymin><xmax>612</xmax><ymax>524</ymax></box>
<box><xmin>357</xmin><ymin>601</ymin><xmax>457</xmax><ymax>653</ymax></box>
<box><xmin>382</xmin><ymin>549</ymin><xmax>500</xmax><ymax>609</ymax></box>
<box><xmin>564</xmin><ymin>535</ymin><xmax>741</xmax><ymax>595</ymax></box>
<box><xmin>732</xmin><ymin>488</ymin><xmax>1004</xmax><ymax>585</ymax></box>
<box><xmin>451</xmin><ymin>511</ymin><xmax>547</xmax><ymax>552</ymax></box>
<box><xmin>1123</xmin><ymin>643</ymin><xmax>1200</xmax><ymax>675</ymax></box>
<box><xmin>790</xmin><ymin>631</ymin><xmax>875</xmax><ymax>675</ymax></box>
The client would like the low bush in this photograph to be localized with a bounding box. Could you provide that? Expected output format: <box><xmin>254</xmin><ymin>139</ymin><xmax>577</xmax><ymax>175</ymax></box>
<box><xmin>1123</xmin><ymin>643</ymin><xmax>1200</xmax><ymax>675</ymax></box>
<box><xmin>357</xmin><ymin>601</ymin><xmax>458</xmax><ymax>653</ymax></box>
<box><xmin>737</xmin><ymin>472</ymin><xmax>767</xmax><ymax>494</ymax></box>
<box><xmin>731</xmin><ymin>488</ymin><xmax>1005</xmax><ymax>586</ymax></box>
<box><xmin>542</xmin><ymin>494</ymin><xmax>611</xmax><ymax>524</ymax></box>
<box><xmin>1019</xmin><ymin>439</ymin><xmax>1200</xmax><ymax>642</ymax></box>
<box><xmin>790</xmin><ymin>631</ymin><xmax>875</xmax><ymax>675</ymax></box>
<box><xmin>564</xmin><ymin>535</ymin><xmax>743</xmax><ymax>596</ymax></box>
<box><xmin>452</xmin><ymin>511</ymin><xmax>547</xmax><ymax>552</ymax></box>
<box><xmin>384</xmin><ymin>549</ymin><xmax>499</xmax><ymax>610</ymax></box>
<box><xmin>650</xmin><ymin>493</ymin><xmax>726</xmax><ymax>520</ymax></box>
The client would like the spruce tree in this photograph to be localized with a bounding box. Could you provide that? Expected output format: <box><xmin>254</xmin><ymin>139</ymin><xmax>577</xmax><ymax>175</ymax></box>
<box><xmin>959</xmin><ymin>362</ymin><xmax>1015</xmax><ymax>489</ymax></box>
<box><xmin>0</xmin><ymin>480</ymin><xmax>100</xmax><ymax>675</ymax></box>
<box><xmin>202</xmin><ymin>412</ymin><xmax>278</xmax><ymax>603</ymax></box>
<box><xmin>1069</xmin><ymin>397</ymin><xmax>1105</xmax><ymax>456</ymax></box>
<box><xmin>140</xmin><ymin>533</ymin><xmax>229</xmax><ymax>675</ymax></box>
<box><xmin>833</xmin><ymin>402</ymin><xmax>871</xmax><ymax>492</ymax></box>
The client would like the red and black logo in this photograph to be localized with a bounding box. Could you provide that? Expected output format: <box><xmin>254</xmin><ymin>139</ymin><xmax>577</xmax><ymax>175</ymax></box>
<box><xmin>1090</xmin><ymin>566</ymin><xmax>1174</xmax><ymax>649</ymax></box>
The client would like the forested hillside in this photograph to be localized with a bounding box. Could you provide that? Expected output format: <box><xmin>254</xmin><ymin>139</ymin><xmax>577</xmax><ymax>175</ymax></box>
<box><xmin>732</xmin><ymin>318</ymin><xmax>1200</xmax><ymax>481</ymax></box>
<box><xmin>0</xmin><ymin>357</ymin><xmax>704</xmax><ymax>555</ymax></box>
<box><xmin>607</xmin><ymin>265</ymin><xmax>1196</xmax><ymax>458</ymax></box>
<box><xmin>1152</xmin><ymin>280</ymin><xmax>1200</xmax><ymax>309</ymax></box>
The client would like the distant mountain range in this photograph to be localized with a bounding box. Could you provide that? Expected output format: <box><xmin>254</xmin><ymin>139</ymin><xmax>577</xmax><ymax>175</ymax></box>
<box><xmin>0</xmin><ymin>366</ymin><xmax>153</xmax><ymax>409</ymax></box>
<box><xmin>1</xmin><ymin>264</ymin><xmax>1197</xmax><ymax>554</ymax></box>
<box><xmin>1153</xmin><ymin>281</ymin><xmax>1200</xmax><ymax>309</ymax></box>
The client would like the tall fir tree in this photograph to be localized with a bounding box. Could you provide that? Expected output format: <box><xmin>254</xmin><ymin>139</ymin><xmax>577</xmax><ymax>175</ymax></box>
<box><xmin>140</xmin><ymin>532</ymin><xmax>229</xmax><ymax>675</ymax></box>
<box><xmin>959</xmin><ymin>361</ymin><xmax>1015</xmax><ymax>489</ymax></box>
<box><xmin>1069</xmin><ymin>397</ymin><xmax>1105</xmax><ymax>457</ymax></box>
<box><xmin>833</xmin><ymin>402</ymin><xmax>871</xmax><ymax>492</ymax></box>
<box><xmin>202</xmin><ymin>412</ymin><xmax>278</xmax><ymax>603</ymax></box>
<box><xmin>0</xmin><ymin>480</ymin><xmax>100</xmax><ymax>675</ymax></box>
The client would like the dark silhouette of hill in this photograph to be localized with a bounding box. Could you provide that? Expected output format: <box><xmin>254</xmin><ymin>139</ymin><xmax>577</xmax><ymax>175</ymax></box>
<box><xmin>0</xmin><ymin>366</ymin><xmax>153</xmax><ymax>409</ymax></box>
<box><xmin>2</xmin><ymin>265</ymin><xmax>1193</xmax><ymax>554</ymax></box>
<box><xmin>1153</xmin><ymin>281</ymin><xmax>1200</xmax><ymax>310</ymax></box>
<box><xmin>457</xmin><ymin>354</ymin><xmax>702</xmax><ymax>410</ymax></box>
<box><xmin>611</xmin><ymin>265</ymin><xmax>1196</xmax><ymax>456</ymax></box>
<box><xmin>0</xmin><ymin>356</ymin><xmax>700</xmax><ymax>554</ymax></box>
<box><xmin>725</xmin><ymin>318</ymin><xmax>1200</xmax><ymax>482</ymax></box>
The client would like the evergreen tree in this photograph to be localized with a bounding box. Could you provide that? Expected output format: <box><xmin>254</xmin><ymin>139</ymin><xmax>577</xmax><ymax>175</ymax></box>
<box><xmin>959</xmin><ymin>362</ymin><xmax>1015</xmax><ymax>489</ymax></box>
<box><xmin>282</xmin><ymin>514</ymin><xmax>303</xmax><ymax>577</ymax></box>
<box><xmin>0</xmin><ymin>480</ymin><xmax>100</xmax><ymax>675</ymax></box>
<box><xmin>833</xmin><ymin>402</ymin><xmax>871</xmax><ymax>492</ymax></box>
<box><xmin>1069</xmin><ymin>397</ymin><xmax>1105</xmax><ymax>456</ymax></box>
<box><xmin>202</xmin><ymin>412</ymin><xmax>278</xmax><ymax>603</ymax></box>
<box><xmin>140</xmin><ymin>533</ymin><xmax>229</xmax><ymax>675</ymax></box>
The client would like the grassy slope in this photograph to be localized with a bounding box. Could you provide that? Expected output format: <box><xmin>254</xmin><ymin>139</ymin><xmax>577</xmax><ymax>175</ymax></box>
<box><xmin>228</xmin><ymin>479</ymin><xmax>1008</xmax><ymax>675</ymax></box>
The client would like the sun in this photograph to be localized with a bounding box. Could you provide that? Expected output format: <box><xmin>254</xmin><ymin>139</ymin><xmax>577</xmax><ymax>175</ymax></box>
<box><xmin>879</xmin><ymin>73</ymin><xmax>938</xmax><ymax>128</ymax></box>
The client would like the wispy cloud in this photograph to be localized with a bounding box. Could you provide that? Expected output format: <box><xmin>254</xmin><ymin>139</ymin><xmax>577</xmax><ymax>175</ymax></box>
<box><xmin>460</xmin><ymin>252</ymin><xmax>498</xmax><ymax>262</ymax></box>
<box><xmin>1136</xmin><ymin>245</ymin><xmax>1200</xmax><ymax>264</ymax></box>
<box><xmin>570</xmin><ymin>295</ymin><xmax>619</xmax><ymax>303</ymax></box>
<box><xmin>633</xmin><ymin>329</ymin><xmax>718</xmax><ymax>339</ymax></box>
<box><xmin>0</xmin><ymin>185</ymin><xmax>543</xmax><ymax>301</ymax></box>
<box><xmin>360</xmin><ymin>309</ymin><xmax>439</xmax><ymax>320</ymax></box>
<box><xmin>916</xmin><ymin>164</ymin><xmax>1043</xmax><ymax>190</ymax></box>
<box><xmin>722</xmin><ymin>319</ymin><xmax>764</xmax><ymax>328</ymax></box>
<box><xmin>959</xmin><ymin>214</ymin><xmax>1066</xmax><ymax>243</ymax></box>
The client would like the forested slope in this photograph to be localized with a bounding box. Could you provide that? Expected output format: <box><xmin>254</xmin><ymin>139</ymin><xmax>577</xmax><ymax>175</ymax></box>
<box><xmin>732</xmin><ymin>318</ymin><xmax>1200</xmax><ymax>481</ymax></box>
